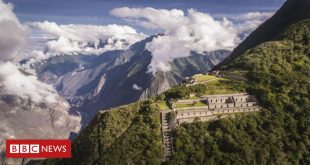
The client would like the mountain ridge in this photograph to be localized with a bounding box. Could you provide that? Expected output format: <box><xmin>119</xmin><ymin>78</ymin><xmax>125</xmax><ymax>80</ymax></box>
<box><xmin>35</xmin><ymin>36</ymin><xmax>229</xmax><ymax>124</ymax></box>
<box><xmin>215</xmin><ymin>0</ymin><xmax>310</xmax><ymax>70</ymax></box>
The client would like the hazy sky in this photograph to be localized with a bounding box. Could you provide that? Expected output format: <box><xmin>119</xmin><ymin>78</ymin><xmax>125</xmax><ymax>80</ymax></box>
<box><xmin>5</xmin><ymin>0</ymin><xmax>285</xmax><ymax>26</ymax></box>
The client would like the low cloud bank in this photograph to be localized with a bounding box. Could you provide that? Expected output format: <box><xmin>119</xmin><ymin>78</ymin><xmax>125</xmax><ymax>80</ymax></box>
<box><xmin>0</xmin><ymin>0</ymin><xmax>60</xmax><ymax>104</ymax></box>
<box><xmin>111</xmin><ymin>7</ymin><xmax>272</xmax><ymax>74</ymax></box>
<box><xmin>0</xmin><ymin>62</ymin><xmax>59</xmax><ymax>103</ymax></box>
<box><xmin>21</xmin><ymin>8</ymin><xmax>273</xmax><ymax>75</ymax></box>
<box><xmin>27</xmin><ymin>21</ymin><xmax>147</xmax><ymax>55</ymax></box>
<box><xmin>0</xmin><ymin>2</ymin><xmax>81</xmax><ymax>155</ymax></box>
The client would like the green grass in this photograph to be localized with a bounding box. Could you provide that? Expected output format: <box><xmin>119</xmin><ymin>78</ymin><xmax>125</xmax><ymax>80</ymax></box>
<box><xmin>164</xmin><ymin>77</ymin><xmax>246</xmax><ymax>101</ymax></box>
<box><xmin>175</xmin><ymin>101</ymin><xmax>207</xmax><ymax>108</ymax></box>
<box><xmin>188</xmin><ymin>95</ymin><xmax>202</xmax><ymax>99</ymax></box>
<box><xmin>221</xmin><ymin>69</ymin><xmax>248</xmax><ymax>76</ymax></box>
<box><xmin>193</xmin><ymin>74</ymin><xmax>218</xmax><ymax>82</ymax></box>
<box><xmin>203</xmin><ymin>79</ymin><xmax>246</xmax><ymax>95</ymax></box>
<box><xmin>156</xmin><ymin>101</ymin><xmax>170</xmax><ymax>110</ymax></box>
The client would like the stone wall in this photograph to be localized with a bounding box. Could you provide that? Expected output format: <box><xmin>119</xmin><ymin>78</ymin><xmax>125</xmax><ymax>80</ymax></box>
<box><xmin>209</xmin><ymin>103</ymin><xmax>234</xmax><ymax>109</ymax></box>
<box><xmin>175</xmin><ymin>99</ymin><xmax>204</xmax><ymax>104</ymax></box>
<box><xmin>175</xmin><ymin>106</ymin><xmax>207</xmax><ymax>111</ymax></box>
<box><xmin>207</xmin><ymin>96</ymin><xmax>231</xmax><ymax>104</ymax></box>
<box><xmin>174</xmin><ymin>106</ymin><xmax>260</xmax><ymax>125</ymax></box>
<box><xmin>170</xmin><ymin>93</ymin><xmax>261</xmax><ymax>126</ymax></box>
<box><xmin>207</xmin><ymin>93</ymin><xmax>259</xmax><ymax>109</ymax></box>
<box><xmin>235</xmin><ymin>102</ymin><xmax>257</xmax><ymax>107</ymax></box>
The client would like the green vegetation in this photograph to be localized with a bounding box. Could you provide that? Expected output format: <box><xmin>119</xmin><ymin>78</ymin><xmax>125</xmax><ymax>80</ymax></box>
<box><xmin>42</xmin><ymin>101</ymin><xmax>163</xmax><ymax>165</ymax></box>
<box><xmin>188</xmin><ymin>95</ymin><xmax>201</xmax><ymax>99</ymax></box>
<box><xmin>203</xmin><ymin>79</ymin><xmax>246</xmax><ymax>95</ymax></box>
<box><xmin>39</xmin><ymin>71</ymin><xmax>248</xmax><ymax>165</ymax></box>
<box><xmin>164</xmin><ymin>85</ymin><xmax>191</xmax><ymax>100</ymax></box>
<box><xmin>216</xmin><ymin>0</ymin><xmax>310</xmax><ymax>69</ymax></box>
<box><xmin>175</xmin><ymin>101</ymin><xmax>206</xmax><ymax>109</ymax></box>
<box><xmin>156</xmin><ymin>101</ymin><xmax>170</xmax><ymax>110</ymax></box>
<box><xmin>168</xmin><ymin>20</ymin><xmax>310</xmax><ymax>164</ymax></box>
<box><xmin>151</xmin><ymin>73</ymin><xmax>245</xmax><ymax>110</ymax></box>
<box><xmin>163</xmin><ymin>79</ymin><xmax>246</xmax><ymax>101</ymax></box>
<box><xmin>41</xmin><ymin>3</ymin><xmax>310</xmax><ymax>164</ymax></box>
<box><xmin>193</xmin><ymin>74</ymin><xmax>218</xmax><ymax>82</ymax></box>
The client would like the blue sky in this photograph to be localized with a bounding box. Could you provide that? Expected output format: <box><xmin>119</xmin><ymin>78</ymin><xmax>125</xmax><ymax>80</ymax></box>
<box><xmin>5</xmin><ymin>0</ymin><xmax>285</xmax><ymax>26</ymax></box>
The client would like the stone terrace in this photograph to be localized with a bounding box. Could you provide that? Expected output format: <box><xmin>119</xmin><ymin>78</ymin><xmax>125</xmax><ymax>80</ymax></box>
<box><xmin>160</xmin><ymin>93</ymin><xmax>261</xmax><ymax>161</ymax></box>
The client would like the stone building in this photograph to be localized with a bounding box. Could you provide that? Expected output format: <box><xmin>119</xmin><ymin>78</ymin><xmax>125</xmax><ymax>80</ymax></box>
<box><xmin>233</xmin><ymin>94</ymin><xmax>257</xmax><ymax>107</ymax></box>
<box><xmin>174</xmin><ymin>106</ymin><xmax>260</xmax><ymax>125</ymax></box>
<box><xmin>206</xmin><ymin>93</ymin><xmax>258</xmax><ymax>109</ymax></box>
<box><xmin>168</xmin><ymin>93</ymin><xmax>260</xmax><ymax>127</ymax></box>
<box><xmin>206</xmin><ymin>95</ymin><xmax>234</xmax><ymax>109</ymax></box>
<box><xmin>162</xmin><ymin>93</ymin><xmax>261</xmax><ymax>157</ymax></box>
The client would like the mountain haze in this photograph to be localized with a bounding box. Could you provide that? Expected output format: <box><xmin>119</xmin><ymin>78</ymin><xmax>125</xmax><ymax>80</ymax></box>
<box><xmin>35</xmin><ymin>36</ymin><xmax>229</xmax><ymax>124</ymax></box>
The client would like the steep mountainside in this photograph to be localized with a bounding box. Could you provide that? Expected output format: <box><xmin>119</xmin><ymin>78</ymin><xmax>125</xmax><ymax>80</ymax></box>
<box><xmin>168</xmin><ymin>19</ymin><xmax>310</xmax><ymax>164</ymax></box>
<box><xmin>38</xmin><ymin>0</ymin><xmax>310</xmax><ymax>164</ymax></box>
<box><xmin>36</xmin><ymin>37</ymin><xmax>229</xmax><ymax>124</ymax></box>
<box><xmin>41</xmin><ymin>101</ymin><xmax>163</xmax><ymax>165</ymax></box>
<box><xmin>216</xmin><ymin>0</ymin><xmax>310</xmax><ymax>69</ymax></box>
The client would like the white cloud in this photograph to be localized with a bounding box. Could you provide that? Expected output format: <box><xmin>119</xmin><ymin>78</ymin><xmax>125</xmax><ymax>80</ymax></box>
<box><xmin>233</xmin><ymin>12</ymin><xmax>274</xmax><ymax>40</ymax></box>
<box><xmin>22</xmin><ymin>8</ymin><xmax>273</xmax><ymax>75</ymax></box>
<box><xmin>111</xmin><ymin>7</ymin><xmax>239</xmax><ymax>74</ymax></box>
<box><xmin>132</xmin><ymin>84</ymin><xmax>142</xmax><ymax>91</ymax></box>
<box><xmin>111</xmin><ymin>7</ymin><xmax>185</xmax><ymax>30</ymax></box>
<box><xmin>0</xmin><ymin>0</ymin><xmax>60</xmax><ymax>104</ymax></box>
<box><xmin>0</xmin><ymin>62</ymin><xmax>59</xmax><ymax>103</ymax></box>
<box><xmin>111</xmin><ymin>8</ymin><xmax>274</xmax><ymax>74</ymax></box>
<box><xmin>0</xmin><ymin>0</ymin><xmax>27</xmax><ymax>62</ymax></box>
<box><xmin>238</xmin><ymin>12</ymin><xmax>273</xmax><ymax>21</ymax></box>
<box><xmin>28</xmin><ymin>21</ymin><xmax>147</xmax><ymax>56</ymax></box>
<box><xmin>0</xmin><ymin>2</ymin><xmax>81</xmax><ymax>153</ymax></box>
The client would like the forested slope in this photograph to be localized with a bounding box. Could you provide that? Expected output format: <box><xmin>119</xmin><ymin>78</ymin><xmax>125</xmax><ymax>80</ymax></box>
<box><xmin>216</xmin><ymin>0</ymin><xmax>310</xmax><ymax>69</ymax></box>
<box><xmin>168</xmin><ymin>19</ymin><xmax>310</xmax><ymax>164</ymax></box>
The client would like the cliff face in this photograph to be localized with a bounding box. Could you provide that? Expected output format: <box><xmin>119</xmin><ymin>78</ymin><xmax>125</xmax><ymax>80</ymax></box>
<box><xmin>36</xmin><ymin>37</ymin><xmax>229</xmax><ymax>124</ymax></box>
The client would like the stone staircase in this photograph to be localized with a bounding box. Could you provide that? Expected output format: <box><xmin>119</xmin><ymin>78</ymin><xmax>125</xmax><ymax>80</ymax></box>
<box><xmin>161</xmin><ymin>111</ymin><xmax>173</xmax><ymax>161</ymax></box>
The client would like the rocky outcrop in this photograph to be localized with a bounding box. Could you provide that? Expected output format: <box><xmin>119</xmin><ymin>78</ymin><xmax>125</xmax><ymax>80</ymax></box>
<box><xmin>140</xmin><ymin>71</ymin><xmax>177</xmax><ymax>100</ymax></box>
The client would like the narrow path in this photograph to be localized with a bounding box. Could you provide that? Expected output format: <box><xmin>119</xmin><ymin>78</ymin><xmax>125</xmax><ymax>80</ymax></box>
<box><xmin>161</xmin><ymin>111</ymin><xmax>173</xmax><ymax>161</ymax></box>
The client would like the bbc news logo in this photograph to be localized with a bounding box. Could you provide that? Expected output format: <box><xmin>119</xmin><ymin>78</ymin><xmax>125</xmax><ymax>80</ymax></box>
<box><xmin>6</xmin><ymin>140</ymin><xmax>71</xmax><ymax>158</ymax></box>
